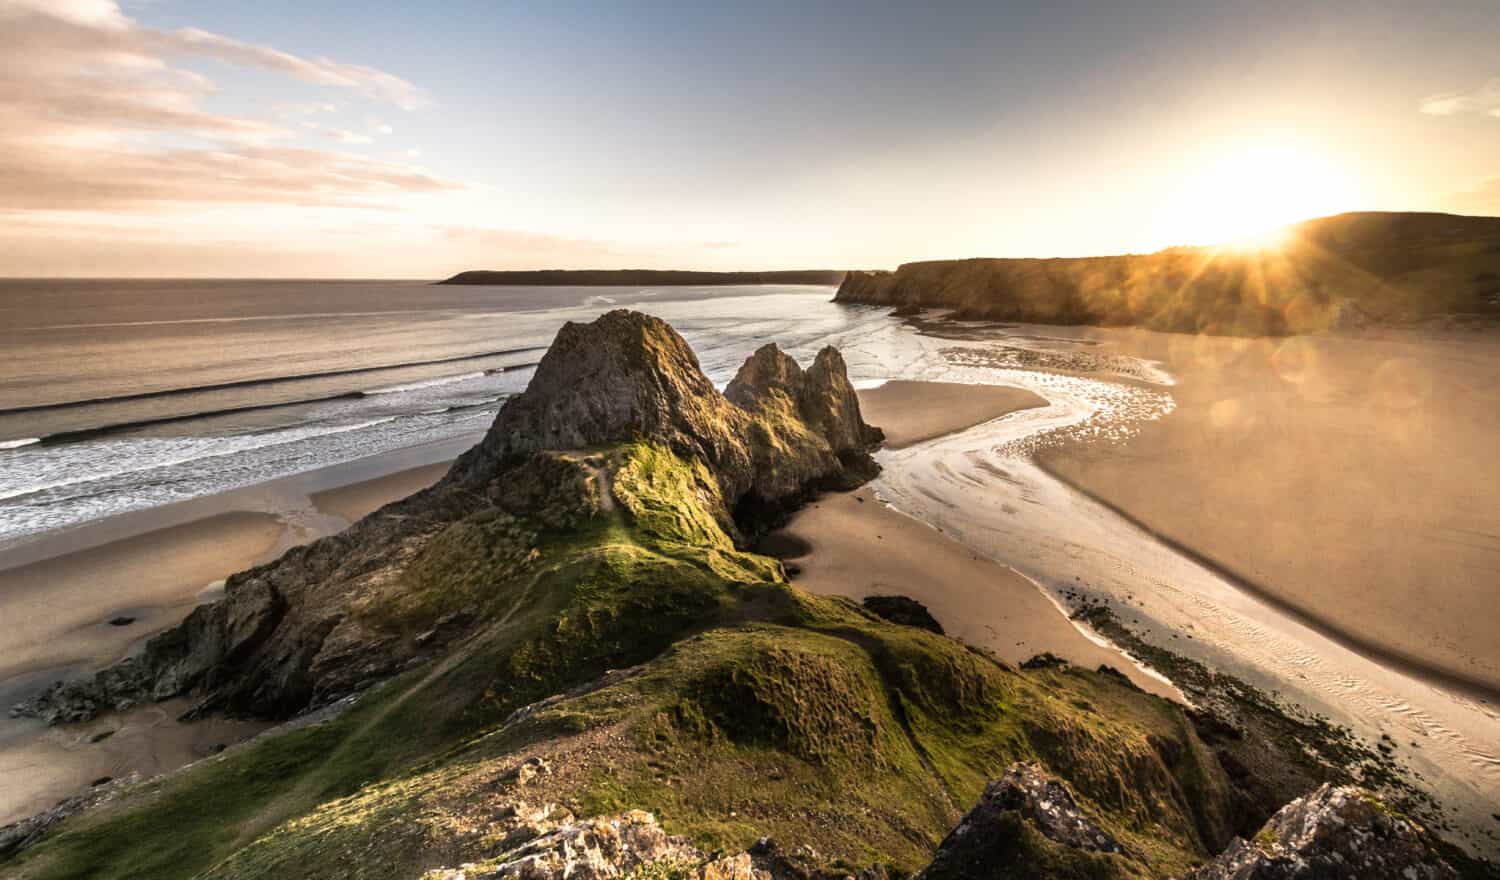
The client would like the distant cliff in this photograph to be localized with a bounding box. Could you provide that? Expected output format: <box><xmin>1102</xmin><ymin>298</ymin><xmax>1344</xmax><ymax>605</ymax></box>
<box><xmin>440</xmin><ymin>269</ymin><xmax>846</xmax><ymax>286</ymax></box>
<box><xmin>836</xmin><ymin>212</ymin><xmax>1500</xmax><ymax>335</ymax></box>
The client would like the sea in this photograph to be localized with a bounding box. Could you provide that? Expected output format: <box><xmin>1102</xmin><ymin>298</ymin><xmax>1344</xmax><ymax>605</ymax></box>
<box><xmin>0</xmin><ymin>280</ymin><xmax>911</xmax><ymax>548</ymax></box>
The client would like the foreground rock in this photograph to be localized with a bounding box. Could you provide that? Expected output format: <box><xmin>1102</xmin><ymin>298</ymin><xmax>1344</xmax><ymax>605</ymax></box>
<box><xmin>420</xmin><ymin>808</ymin><xmax>747</xmax><ymax>880</ymax></box>
<box><xmin>917</xmin><ymin>763</ymin><xmax>1124</xmax><ymax>880</ymax></box>
<box><xmin>1181</xmin><ymin>784</ymin><xmax>1458</xmax><ymax>880</ymax></box>
<box><xmin>15</xmin><ymin>310</ymin><xmax>882</xmax><ymax>725</ymax></box>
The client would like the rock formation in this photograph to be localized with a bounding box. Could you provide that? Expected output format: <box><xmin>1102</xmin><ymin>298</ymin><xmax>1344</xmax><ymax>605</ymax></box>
<box><xmin>1181</xmin><ymin>784</ymin><xmax>1459</xmax><ymax>880</ymax></box>
<box><xmin>14</xmin><ymin>310</ymin><xmax>882</xmax><ymax>725</ymax></box>
<box><xmin>917</xmin><ymin>763</ymin><xmax>1124</xmax><ymax>880</ymax></box>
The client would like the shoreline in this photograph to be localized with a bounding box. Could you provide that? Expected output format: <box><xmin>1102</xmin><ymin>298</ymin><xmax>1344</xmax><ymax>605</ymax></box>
<box><xmin>0</xmin><ymin>439</ymin><xmax>469</xmax><ymax>826</ymax></box>
<box><xmin>1036</xmin><ymin>459</ymin><xmax>1500</xmax><ymax>708</ymax></box>
<box><xmin>854</xmin><ymin>380</ymin><xmax>1047</xmax><ymax>449</ymax></box>
<box><xmin>764</xmin><ymin>486</ymin><xmax>1182</xmax><ymax>702</ymax></box>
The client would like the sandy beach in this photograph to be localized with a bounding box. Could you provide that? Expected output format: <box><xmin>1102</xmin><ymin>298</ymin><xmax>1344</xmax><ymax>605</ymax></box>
<box><xmin>0</xmin><ymin>440</ymin><xmax>463</xmax><ymax>825</ymax></box>
<box><xmin>1036</xmin><ymin>328</ymin><xmax>1500</xmax><ymax>696</ymax></box>
<box><xmin>310</xmin><ymin>462</ymin><xmax>450</xmax><ymax>524</ymax></box>
<box><xmin>857</xmin><ymin>380</ymin><xmax>1046</xmax><ymax>449</ymax></box>
<box><xmin>0</xmin><ymin>512</ymin><xmax>285</xmax><ymax>693</ymax></box>
<box><xmin>764</xmin><ymin>487</ymin><xmax>1180</xmax><ymax>701</ymax></box>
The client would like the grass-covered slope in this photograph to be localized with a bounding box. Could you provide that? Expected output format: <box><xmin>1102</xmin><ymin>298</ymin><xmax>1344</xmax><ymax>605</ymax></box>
<box><xmin>7</xmin><ymin>443</ymin><xmax>1307</xmax><ymax>880</ymax></box>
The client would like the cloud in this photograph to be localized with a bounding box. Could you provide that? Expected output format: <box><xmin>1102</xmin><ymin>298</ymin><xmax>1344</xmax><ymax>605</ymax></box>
<box><xmin>0</xmin><ymin>0</ymin><xmax>454</xmax><ymax>212</ymax></box>
<box><xmin>303</xmin><ymin>121</ymin><xmax>376</xmax><ymax>144</ymax></box>
<box><xmin>1419</xmin><ymin>79</ymin><xmax>1500</xmax><ymax>117</ymax></box>
<box><xmin>166</xmin><ymin>28</ymin><xmax>430</xmax><ymax>110</ymax></box>
<box><xmin>0</xmin><ymin>145</ymin><xmax>458</xmax><ymax>211</ymax></box>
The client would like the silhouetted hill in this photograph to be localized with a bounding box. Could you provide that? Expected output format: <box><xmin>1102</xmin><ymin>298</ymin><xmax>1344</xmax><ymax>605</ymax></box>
<box><xmin>836</xmin><ymin>212</ymin><xmax>1500</xmax><ymax>335</ymax></box>
<box><xmin>440</xmin><ymin>269</ymin><xmax>846</xmax><ymax>286</ymax></box>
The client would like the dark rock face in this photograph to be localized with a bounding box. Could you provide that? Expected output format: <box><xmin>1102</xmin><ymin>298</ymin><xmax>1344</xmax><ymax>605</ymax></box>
<box><xmin>14</xmin><ymin>311</ymin><xmax>882</xmax><ymax>726</ymax></box>
<box><xmin>917</xmin><ymin>763</ymin><xmax>1123</xmax><ymax>880</ymax></box>
<box><xmin>452</xmin><ymin>310</ymin><xmax>753</xmax><ymax>498</ymax></box>
<box><xmin>861</xmin><ymin>595</ymin><xmax>944</xmax><ymax>635</ymax></box>
<box><xmin>1181</xmin><ymin>784</ymin><xmax>1458</xmax><ymax>880</ymax></box>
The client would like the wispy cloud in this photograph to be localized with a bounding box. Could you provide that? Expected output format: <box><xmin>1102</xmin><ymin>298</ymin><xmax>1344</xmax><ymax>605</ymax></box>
<box><xmin>1419</xmin><ymin>78</ymin><xmax>1500</xmax><ymax>117</ymax></box>
<box><xmin>302</xmin><ymin>122</ymin><xmax>376</xmax><ymax>145</ymax></box>
<box><xmin>0</xmin><ymin>0</ymin><xmax>450</xmax><ymax>213</ymax></box>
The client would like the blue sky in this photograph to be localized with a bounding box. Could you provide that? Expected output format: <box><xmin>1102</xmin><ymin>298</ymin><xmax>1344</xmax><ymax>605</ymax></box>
<box><xmin>2</xmin><ymin>0</ymin><xmax>1498</xmax><ymax>276</ymax></box>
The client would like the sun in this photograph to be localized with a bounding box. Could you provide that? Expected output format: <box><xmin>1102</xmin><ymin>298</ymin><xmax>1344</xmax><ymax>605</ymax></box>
<box><xmin>1156</xmin><ymin>140</ymin><xmax>1359</xmax><ymax>250</ymax></box>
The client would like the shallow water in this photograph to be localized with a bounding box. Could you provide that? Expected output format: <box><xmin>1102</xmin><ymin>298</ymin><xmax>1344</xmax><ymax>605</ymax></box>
<box><xmin>861</xmin><ymin>321</ymin><xmax>1500</xmax><ymax>857</ymax></box>
<box><xmin>0</xmin><ymin>282</ymin><xmax>893</xmax><ymax>548</ymax></box>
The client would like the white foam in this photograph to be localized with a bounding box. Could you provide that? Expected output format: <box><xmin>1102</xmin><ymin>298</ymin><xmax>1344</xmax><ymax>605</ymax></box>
<box><xmin>362</xmin><ymin>372</ymin><xmax>487</xmax><ymax>395</ymax></box>
<box><xmin>0</xmin><ymin>438</ymin><xmax>40</xmax><ymax>450</ymax></box>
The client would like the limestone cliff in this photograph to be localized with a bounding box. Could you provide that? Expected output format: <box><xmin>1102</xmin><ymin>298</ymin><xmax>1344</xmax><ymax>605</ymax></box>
<box><xmin>836</xmin><ymin>212</ymin><xmax>1500</xmax><ymax>335</ymax></box>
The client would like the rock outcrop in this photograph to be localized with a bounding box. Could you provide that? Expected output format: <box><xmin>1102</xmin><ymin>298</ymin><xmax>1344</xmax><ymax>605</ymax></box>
<box><xmin>420</xmin><ymin>808</ymin><xmax>745</xmax><ymax>880</ymax></box>
<box><xmin>860</xmin><ymin>595</ymin><xmax>944</xmax><ymax>634</ymax></box>
<box><xmin>916</xmin><ymin>763</ymin><xmax>1124</xmax><ymax>880</ymax></box>
<box><xmin>452</xmin><ymin>311</ymin><xmax>880</xmax><ymax>518</ymax></box>
<box><xmin>1180</xmin><ymin>784</ymin><xmax>1458</xmax><ymax>880</ymax></box>
<box><xmin>14</xmin><ymin>310</ymin><xmax>882</xmax><ymax>725</ymax></box>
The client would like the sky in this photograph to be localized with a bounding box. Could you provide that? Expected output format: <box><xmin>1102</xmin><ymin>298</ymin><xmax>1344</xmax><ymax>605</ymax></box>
<box><xmin>1</xmin><ymin>0</ymin><xmax>1498</xmax><ymax>278</ymax></box>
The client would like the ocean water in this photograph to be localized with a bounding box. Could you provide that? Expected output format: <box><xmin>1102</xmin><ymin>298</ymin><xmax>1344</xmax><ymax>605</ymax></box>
<box><xmin>0</xmin><ymin>280</ymin><xmax>911</xmax><ymax>547</ymax></box>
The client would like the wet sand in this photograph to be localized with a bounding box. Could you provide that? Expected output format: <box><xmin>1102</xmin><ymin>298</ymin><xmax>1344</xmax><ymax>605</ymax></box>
<box><xmin>0</xmin><ymin>437</ymin><xmax>471</xmax><ymax>827</ymax></box>
<box><xmin>765</xmin><ymin>487</ymin><xmax>1180</xmax><ymax>701</ymax></box>
<box><xmin>310</xmin><ymin>462</ymin><xmax>449</xmax><ymax>524</ymax></box>
<box><xmin>1036</xmin><ymin>328</ymin><xmax>1500</xmax><ymax>696</ymax></box>
<box><xmin>857</xmin><ymin>380</ymin><xmax>1046</xmax><ymax>449</ymax></box>
<box><xmin>0</xmin><ymin>512</ymin><xmax>285</xmax><ymax>690</ymax></box>
<box><xmin>0</xmin><ymin>702</ymin><xmax>266</xmax><ymax>826</ymax></box>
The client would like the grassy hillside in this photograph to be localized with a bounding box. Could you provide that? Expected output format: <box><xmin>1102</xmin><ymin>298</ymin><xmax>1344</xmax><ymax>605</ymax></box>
<box><xmin>4</xmin><ymin>443</ymin><xmax>1343</xmax><ymax>880</ymax></box>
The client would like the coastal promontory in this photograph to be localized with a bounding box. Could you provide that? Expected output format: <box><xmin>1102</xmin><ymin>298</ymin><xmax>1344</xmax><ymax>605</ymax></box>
<box><xmin>2</xmin><ymin>311</ymin><xmax>1480</xmax><ymax>880</ymax></box>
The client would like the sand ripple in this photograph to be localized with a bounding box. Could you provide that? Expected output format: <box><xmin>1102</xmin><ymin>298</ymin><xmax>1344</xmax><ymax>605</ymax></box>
<box><xmin>862</xmin><ymin>326</ymin><xmax>1500</xmax><ymax>856</ymax></box>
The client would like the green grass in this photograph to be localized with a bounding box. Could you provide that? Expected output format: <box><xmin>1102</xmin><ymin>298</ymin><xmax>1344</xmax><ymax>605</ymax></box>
<box><xmin>7</xmin><ymin>443</ymin><xmax>1253</xmax><ymax>880</ymax></box>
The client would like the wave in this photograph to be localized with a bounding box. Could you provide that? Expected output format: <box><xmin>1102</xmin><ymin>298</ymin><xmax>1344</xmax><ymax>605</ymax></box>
<box><xmin>0</xmin><ymin>438</ymin><xmax>41</xmax><ymax>450</ymax></box>
<box><xmin>362</xmin><ymin>371</ymin><xmax>487</xmax><ymax>395</ymax></box>
<box><xmin>1</xmin><ymin>417</ymin><xmax>400</xmax><ymax>504</ymax></box>
<box><xmin>1</xmin><ymin>346</ymin><xmax>548</xmax><ymax>417</ymax></box>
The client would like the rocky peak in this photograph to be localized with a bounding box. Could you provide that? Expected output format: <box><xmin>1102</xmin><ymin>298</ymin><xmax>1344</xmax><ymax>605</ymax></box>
<box><xmin>1180</xmin><ymin>784</ymin><xmax>1459</xmax><ymax>880</ymax></box>
<box><xmin>725</xmin><ymin>343</ymin><xmax>807</xmax><ymax>408</ymax></box>
<box><xmin>916</xmin><ymin>762</ymin><xmax>1123</xmax><ymax>880</ymax></box>
<box><xmin>456</xmin><ymin>311</ymin><xmax>881</xmax><ymax>518</ymax></box>
<box><xmin>800</xmin><ymin>347</ymin><xmax>881</xmax><ymax>454</ymax></box>
<box><xmin>454</xmin><ymin>310</ymin><xmax>752</xmax><ymax>495</ymax></box>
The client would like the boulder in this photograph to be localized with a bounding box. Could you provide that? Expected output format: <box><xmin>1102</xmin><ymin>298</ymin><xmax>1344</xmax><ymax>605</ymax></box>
<box><xmin>916</xmin><ymin>762</ymin><xmax>1123</xmax><ymax>880</ymax></box>
<box><xmin>1181</xmin><ymin>784</ymin><xmax>1459</xmax><ymax>879</ymax></box>
<box><xmin>861</xmin><ymin>596</ymin><xmax>944</xmax><ymax>635</ymax></box>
